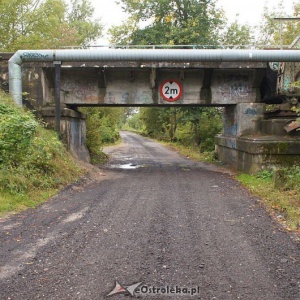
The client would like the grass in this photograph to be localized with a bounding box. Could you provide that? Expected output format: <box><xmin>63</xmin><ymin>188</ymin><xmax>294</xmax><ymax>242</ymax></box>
<box><xmin>237</xmin><ymin>170</ymin><xmax>300</xmax><ymax>231</ymax></box>
<box><xmin>0</xmin><ymin>190</ymin><xmax>58</xmax><ymax>215</ymax></box>
<box><xmin>0</xmin><ymin>92</ymin><xmax>85</xmax><ymax>217</ymax></box>
<box><xmin>156</xmin><ymin>141</ymin><xmax>219</xmax><ymax>164</ymax></box>
<box><xmin>0</xmin><ymin>139</ymin><xmax>84</xmax><ymax>217</ymax></box>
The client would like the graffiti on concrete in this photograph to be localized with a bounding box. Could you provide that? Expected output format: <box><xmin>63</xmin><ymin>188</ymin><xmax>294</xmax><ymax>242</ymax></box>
<box><xmin>108</xmin><ymin>92</ymin><xmax>116</xmax><ymax>102</ymax></box>
<box><xmin>28</xmin><ymin>68</ymin><xmax>39</xmax><ymax>81</ymax></box>
<box><xmin>245</xmin><ymin>108</ymin><xmax>258</xmax><ymax>116</ymax></box>
<box><xmin>140</xmin><ymin>91</ymin><xmax>152</xmax><ymax>103</ymax></box>
<box><xmin>122</xmin><ymin>92</ymin><xmax>130</xmax><ymax>102</ymax></box>
<box><xmin>62</xmin><ymin>81</ymin><xmax>97</xmax><ymax>101</ymax></box>
<box><xmin>22</xmin><ymin>52</ymin><xmax>50</xmax><ymax>60</ymax></box>
<box><xmin>216</xmin><ymin>73</ymin><xmax>253</xmax><ymax>101</ymax></box>
<box><xmin>225</xmin><ymin>124</ymin><xmax>238</xmax><ymax>136</ymax></box>
<box><xmin>105</xmin><ymin>90</ymin><xmax>152</xmax><ymax>104</ymax></box>
<box><xmin>85</xmin><ymin>95</ymin><xmax>99</xmax><ymax>102</ymax></box>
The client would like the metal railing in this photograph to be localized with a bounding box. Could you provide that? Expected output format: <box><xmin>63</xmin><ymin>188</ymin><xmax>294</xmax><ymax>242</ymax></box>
<box><xmin>60</xmin><ymin>44</ymin><xmax>300</xmax><ymax>50</ymax></box>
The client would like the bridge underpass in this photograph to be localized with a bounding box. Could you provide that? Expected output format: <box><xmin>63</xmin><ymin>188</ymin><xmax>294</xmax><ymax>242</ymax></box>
<box><xmin>2</xmin><ymin>49</ymin><xmax>300</xmax><ymax>173</ymax></box>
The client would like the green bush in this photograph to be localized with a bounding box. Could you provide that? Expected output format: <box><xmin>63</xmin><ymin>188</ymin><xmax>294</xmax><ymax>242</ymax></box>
<box><xmin>0</xmin><ymin>92</ymin><xmax>82</xmax><ymax>211</ymax></box>
<box><xmin>281</xmin><ymin>166</ymin><xmax>300</xmax><ymax>193</ymax></box>
<box><xmin>256</xmin><ymin>170</ymin><xmax>273</xmax><ymax>180</ymax></box>
<box><xmin>138</xmin><ymin>107</ymin><xmax>222</xmax><ymax>153</ymax></box>
<box><xmin>80</xmin><ymin>107</ymin><xmax>122</xmax><ymax>163</ymax></box>
<box><xmin>0</xmin><ymin>97</ymin><xmax>38</xmax><ymax>165</ymax></box>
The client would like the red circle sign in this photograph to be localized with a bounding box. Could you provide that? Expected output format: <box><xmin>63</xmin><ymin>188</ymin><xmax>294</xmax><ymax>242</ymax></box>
<box><xmin>160</xmin><ymin>80</ymin><xmax>183</xmax><ymax>102</ymax></box>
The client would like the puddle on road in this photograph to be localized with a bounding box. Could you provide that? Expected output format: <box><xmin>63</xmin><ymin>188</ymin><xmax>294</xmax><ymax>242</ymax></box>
<box><xmin>108</xmin><ymin>163</ymin><xmax>142</xmax><ymax>170</ymax></box>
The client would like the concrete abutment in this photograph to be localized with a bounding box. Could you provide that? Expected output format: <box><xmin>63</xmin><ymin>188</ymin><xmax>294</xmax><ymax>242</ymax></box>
<box><xmin>41</xmin><ymin>108</ymin><xmax>90</xmax><ymax>162</ymax></box>
<box><xmin>216</xmin><ymin>103</ymin><xmax>300</xmax><ymax>174</ymax></box>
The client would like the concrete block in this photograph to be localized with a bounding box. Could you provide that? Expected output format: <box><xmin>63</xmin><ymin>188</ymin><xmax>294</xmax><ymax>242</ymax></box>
<box><xmin>223</xmin><ymin>103</ymin><xmax>265</xmax><ymax>137</ymax></box>
<box><xmin>261</xmin><ymin>119</ymin><xmax>289</xmax><ymax>136</ymax></box>
<box><xmin>216</xmin><ymin>134</ymin><xmax>300</xmax><ymax>174</ymax></box>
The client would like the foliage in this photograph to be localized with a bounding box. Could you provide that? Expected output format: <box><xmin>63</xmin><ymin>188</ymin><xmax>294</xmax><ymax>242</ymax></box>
<box><xmin>0</xmin><ymin>0</ymin><xmax>103</xmax><ymax>51</ymax></box>
<box><xmin>67</xmin><ymin>0</ymin><xmax>103</xmax><ymax>46</ymax></box>
<box><xmin>176</xmin><ymin>107</ymin><xmax>222</xmax><ymax>150</ymax></box>
<box><xmin>256</xmin><ymin>169</ymin><xmax>273</xmax><ymax>180</ymax></box>
<box><xmin>0</xmin><ymin>92</ymin><xmax>82</xmax><ymax>214</ymax></box>
<box><xmin>238</xmin><ymin>168</ymin><xmax>300</xmax><ymax>230</ymax></box>
<box><xmin>124</xmin><ymin>107</ymin><xmax>222</xmax><ymax>154</ymax></box>
<box><xmin>80</xmin><ymin>107</ymin><xmax>124</xmax><ymax>163</ymax></box>
<box><xmin>122</xmin><ymin>111</ymin><xmax>143</xmax><ymax>131</ymax></box>
<box><xmin>277</xmin><ymin>166</ymin><xmax>300</xmax><ymax>193</ymax></box>
<box><xmin>139</xmin><ymin>107</ymin><xmax>174</xmax><ymax>139</ymax></box>
<box><xmin>220</xmin><ymin>20</ymin><xmax>254</xmax><ymax>47</ymax></box>
<box><xmin>256</xmin><ymin>0</ymin><xmax>300</xmax><ymax>47</ymax></box>
<box><xmin>0</xmin><ymin>98</ymin><xmax>38</xmax><ymax>165</ymax></box>
<box><xmin>110</xmin><ymin>0</ymin><xmax>225</xmax><ymax>45</ymax></box>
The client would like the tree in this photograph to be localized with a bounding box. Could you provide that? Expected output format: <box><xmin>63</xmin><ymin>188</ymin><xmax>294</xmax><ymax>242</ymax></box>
<box><xmin>177</xmin><ymin>107</ymin><xmax>222</xmax><ymax>149</ymax></box>
<box><xmin>256</xmin><ymin>0</ymin><xmax>300</xmax><ymax>48</ymax></box>
<box><xmin>110</xmin><ymin>0</ymin><xmax>225</xmax><ymax>45</ymax></box>
<box><xmin>67</xmin><ymin>0</ymin><xmax>103</xmax><ymax>46</ymax></box>
<box><xmin>139</xmin><ymin>107</ymin><xmax>169</xmax><ymax>138</ymax></box>
<box><xmin>221</xmin><ymin>20</ymin><xmax>254</xmax><ymax>48</ymax></box>
<box><xmin>0</xmin><ymin>0</ymin><xmax>102</xmax><ymax>51</ymax></box>
<box><xmin>80</xmin><ymin>107</ymin><xmax>124</xmax><ymax>163</ymax></box>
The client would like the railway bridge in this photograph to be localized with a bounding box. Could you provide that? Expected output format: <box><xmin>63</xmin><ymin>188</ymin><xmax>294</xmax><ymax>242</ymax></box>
<box><xmin>1</xmin><ymin>48</ymin><xmax>300</xmax><ymax>173</ymax></box>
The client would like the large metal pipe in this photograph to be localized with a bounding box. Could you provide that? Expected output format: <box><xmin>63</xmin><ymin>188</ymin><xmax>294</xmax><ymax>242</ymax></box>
<box><xmin>8</xmin><ymin>49</ymin><xmax>300</xmax><ymax>105</ymax></box>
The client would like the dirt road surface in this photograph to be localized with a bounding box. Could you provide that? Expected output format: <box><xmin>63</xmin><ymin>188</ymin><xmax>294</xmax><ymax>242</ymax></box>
<box><xmin>0</xmin><ymin>131</ymin><xmax>299</xmax><ymax>300</ymax></box>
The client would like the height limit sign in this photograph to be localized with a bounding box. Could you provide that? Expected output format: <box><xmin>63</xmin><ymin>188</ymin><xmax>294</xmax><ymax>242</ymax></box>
<box><xmin>160</xmin><ymin>80</ymin><xmax>183</xmax><ymax>102</ymax></box>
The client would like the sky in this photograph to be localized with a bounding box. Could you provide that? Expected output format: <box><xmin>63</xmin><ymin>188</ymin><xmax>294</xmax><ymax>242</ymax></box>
<box><xmin>89</xmin><ymin>0</ymin><xmax>295</xmax><ymax>44</ymax></box>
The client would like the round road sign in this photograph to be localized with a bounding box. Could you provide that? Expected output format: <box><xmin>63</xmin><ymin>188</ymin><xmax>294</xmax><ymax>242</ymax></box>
<box><xmin>160</xmin><ymin>80</ymin><xmax>183</xmax><ymax>102</ymax></box>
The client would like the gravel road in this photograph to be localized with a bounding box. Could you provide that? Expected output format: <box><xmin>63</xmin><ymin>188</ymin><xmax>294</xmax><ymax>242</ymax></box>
<box><xmin>0</xmin><ymin>131</ymin><xmax>299</xmax><ymax>300</ymax></box>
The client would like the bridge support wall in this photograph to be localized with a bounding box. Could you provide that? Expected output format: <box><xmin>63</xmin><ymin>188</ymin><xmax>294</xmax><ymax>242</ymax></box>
<box><xmin>216</xmin><ymin>103</ymin><xmax>300</xmax><ymax>174</ymax></box>
<box><xmin>41</xmin><ymin>108</ymin><xmax>90</xmax><ymax>162</ymax></box>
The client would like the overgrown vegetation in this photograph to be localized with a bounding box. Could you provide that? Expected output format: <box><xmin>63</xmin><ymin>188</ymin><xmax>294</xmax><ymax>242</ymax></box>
<box><xmin>238</xmin><ymin>167</ymin><xmax>300</xmax><ymax>230</ymax></box>
<box><xmin>80</xmin><ymin>107</ymin><xmax>124</xmax><ymax>164</ymax></box>
<box><xmin>0</xmin><ymin>92</ymin><xmax>82</xmax><ymax>215</ymax></box>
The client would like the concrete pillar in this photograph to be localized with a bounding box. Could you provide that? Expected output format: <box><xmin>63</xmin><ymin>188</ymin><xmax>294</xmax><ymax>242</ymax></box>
<box><xmin>41</xmin><ymin>107</ymin><xmax>90</xmax><ymax>162</ymax></box>
<box><xmin>216</xmin><ymin>103</ymin><xmax>266</xmax><ymax>173</ymax></box>
<box><xmin>223</xmin><ymin>103</ymin><xmax>265</xmax><ymax>137</ymax></box>
<box><xmin>216</xmin><ymin>102</ymin><xmax>300</xmax><ymax>174</ymax></box>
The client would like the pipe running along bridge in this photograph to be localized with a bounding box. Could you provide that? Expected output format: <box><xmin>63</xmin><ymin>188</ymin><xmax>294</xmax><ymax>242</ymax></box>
<box><xmin>3</xmin><ymin>48</ymin><xmax>300</xmax><ymax>173</ymax></box>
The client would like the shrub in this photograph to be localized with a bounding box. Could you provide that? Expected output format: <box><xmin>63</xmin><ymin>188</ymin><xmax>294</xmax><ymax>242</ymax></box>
<box><xmin>0</xmin><ymin>92</ymin><xmax>81</xmax><ymax>209</ymax></box>
<box><xmin>0</xmin><ymin>94</ymin><xmax>38</xmax><ymax>165</ymax></box>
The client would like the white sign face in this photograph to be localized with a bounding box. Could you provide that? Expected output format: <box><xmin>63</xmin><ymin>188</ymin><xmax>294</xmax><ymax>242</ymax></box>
<box><xmin>160</xmin><ymin>80</ymin><xmax>183</xmax><ymax>102</ymax></box>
